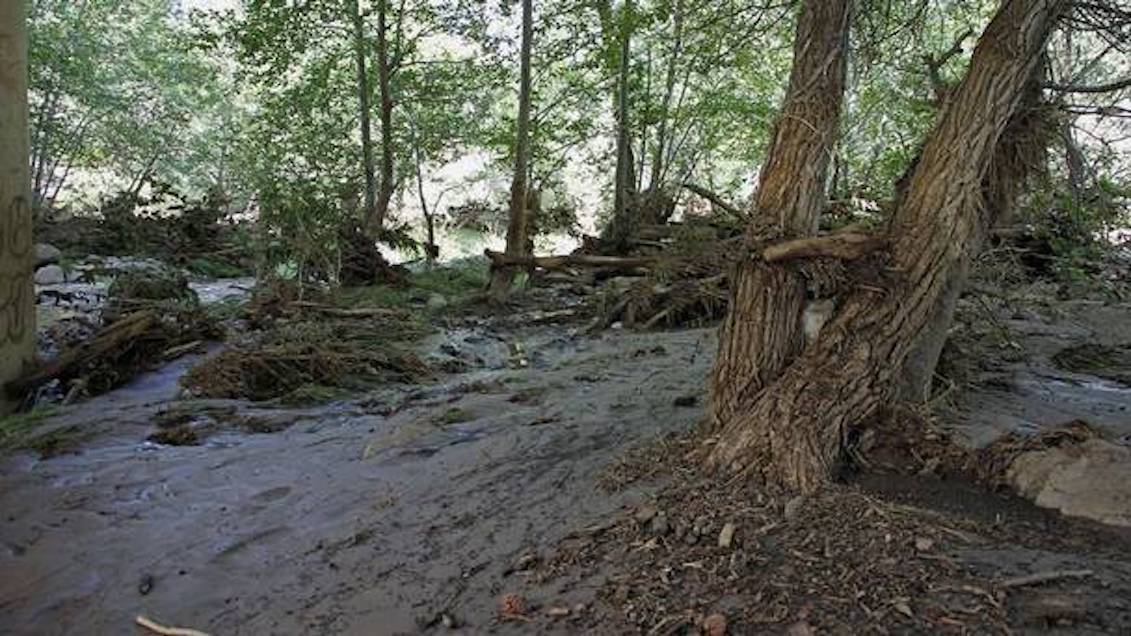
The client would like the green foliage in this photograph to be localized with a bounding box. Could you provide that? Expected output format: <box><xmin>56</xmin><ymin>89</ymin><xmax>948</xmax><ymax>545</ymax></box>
<box><xmin>29</xmin><ymin>0</ymin><xmax>236</xmax><ymax>209</ymax></box>
<box><xmin>1025</xmin><ymin>179</ymin><xmax>1130</xmax><ymax>282</ymax></box>
<box><xmin>336</xmin><ymin>260</ymin><xmax>489</xmax><ymax>312</ymax></box>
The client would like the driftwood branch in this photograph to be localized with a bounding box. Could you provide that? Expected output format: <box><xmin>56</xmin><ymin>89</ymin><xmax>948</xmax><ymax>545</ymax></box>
<box><xmin>135</xmin><ymin>615</ymin><xmax>211</xmax><ymax>636</ymax></box>
<box><xmin>682</xmin><ymin>183</ymin><xmax>744</xmax><ymax>217</ymax></box>
<box><xmin>998</xmin><ymin>569</ymin><xmax>1094</xmax><ymax>589</ymax></box>
<box><xmin>5</xmin><ymin>311</ymin><xmax>157</xmax><ymax>397</ymax></box>
<box><xmin>762</xmin><ymin>232</ymin><xmax>886</xmax><ymax>263</ymax></box>
<box><xmin>485</xmin><ymin>249</ymin><xmax>654</xmax><ymax>271</ymax></box>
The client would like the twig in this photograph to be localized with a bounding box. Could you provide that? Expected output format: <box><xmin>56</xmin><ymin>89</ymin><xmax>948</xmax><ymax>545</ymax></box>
<box><xmin>135</xmin><ymin>615</ymin><xmax>211</xmax><ymax>636</ymax></box>
<box><xmin>998</xmin><ymin>569</ymin><xmax>1094</xmax><ymax>589</ymax></box>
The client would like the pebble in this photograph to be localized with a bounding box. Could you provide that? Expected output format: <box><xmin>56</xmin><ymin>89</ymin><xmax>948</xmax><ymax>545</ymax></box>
<box><xmin>634</xmin><ymin>505</ymin><xmax>657</xmax><ymax>524</ymax></box>
<box><xmin>784</xmin><ymin>495</ymin><xmax>806</xmax><ymax>520</ymax></box>
<box><xmin>718</xmin><ymin>522</ymin><xmax>737</xmax><ymax>548</ymax></box>
<box><xmin>703</xmin><ymin>612</ymin><xmax>727</xmax><ymax>636</ymax></box>
<box><xmin>650</xmin><ymin>513</ymin><xmax>670</xmax><ymax>536</ymax></box>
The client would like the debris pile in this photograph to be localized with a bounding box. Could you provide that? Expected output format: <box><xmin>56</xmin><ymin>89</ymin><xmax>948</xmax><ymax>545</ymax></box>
<box><xmin>9</xmin><ymin>268</ymin><xmax>221</xmax><ymax>404</ymax></box>
<box><xmin>182</xmin><ymin>306</ymin><xmax>430</xmax><ymax>402</ymax></box>
<box><xmin>538</xmin><ymin>431</ymin><xmax>1131</xmax><ymax>633</ymax></box>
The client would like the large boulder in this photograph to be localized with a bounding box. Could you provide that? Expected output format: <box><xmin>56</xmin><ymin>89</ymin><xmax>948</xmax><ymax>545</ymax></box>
<box><xmin>34</xmin><ymin>264</ymin><xmax>66</xmax><ymax>285</ymax></box>
<box><xmin>1007</xmin><ymin>438</ymin><xmax>1131</xmax><ymax>527</ymax></box>
<box><xmin>35</xmin><ymin>243</ymin><xmax>63</xmax><ymax>267</ymax></box>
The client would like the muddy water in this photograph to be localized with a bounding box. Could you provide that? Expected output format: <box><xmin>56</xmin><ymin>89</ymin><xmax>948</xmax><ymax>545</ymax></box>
<box><xmin>949</xmin><ymin>302</ymin><xmax>1131</xmax><ymax>446</ymax></box>
<box><xmin>2</xmin><ymin>294</ymin><xmax>1130</xmax><ymax>634</ymax></box>
<box><xmin>1</xmin><ymin>325</ymin><xmax>714</xmax><ymax>635</ymax></box>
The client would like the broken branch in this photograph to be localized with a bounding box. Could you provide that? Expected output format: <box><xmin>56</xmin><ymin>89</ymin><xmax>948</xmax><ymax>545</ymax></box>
<box><xmin>762</xmin><ymin>232</ymin><xmax>886</xmax><ymax>263</ymax></box>
<box><xmin>998</xmin><ymin>569</ymin><xmax>1094</xmax><ymax>589</ymax></box>
<box><xmin>682</xmin><ymin>183</ymin><xmax>744</xmax><ymax>218</ymax></box>
<box><xmin>485</xmin><ymin>249</ymin><xmax>654</xmax><ymax>271</ymax></box>
<box><xmin>135</xmin><ymin>615</ymin><xmax>211</xmax><ymax>636</ymax></box>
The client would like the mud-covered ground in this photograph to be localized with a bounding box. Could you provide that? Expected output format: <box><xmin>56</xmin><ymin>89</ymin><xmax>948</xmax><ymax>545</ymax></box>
<box><xmin>2</xmin><ymin>283</ymin><xmax>1130</xmax><ymax>634</ymax></box>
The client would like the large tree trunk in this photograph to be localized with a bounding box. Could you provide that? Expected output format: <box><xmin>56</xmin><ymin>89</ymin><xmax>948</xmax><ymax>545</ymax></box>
<box><xmin>350</xmin><ymin>0</ymin><xmax>378</xmax><ymax>224</ymax></box>
<box><xmin>488</xmin><ymin>0</ymin><xmax>534</xmax><ymax>303</ymax></box>
<box><xmin>706</xmin><ymin>0</ymin><xmax>851</xmax><ymax>432</ymax></box>
<box><xmin>706</xmin><ymin>0</ymin><xmax>1065</xmax><ymax>492</ymax></box>
<box><xmin>373</xmin><ymin>0</ymin><xmax>395</xmax><ymax>230</ymax></box>
<box><xmin>1</xmin><ymin>0</ymin><xmax>35</xmax><ymax>415</ymax></box>
<box><xmin>898</xmin><ymin>73</ymin><xmax>1049</xmax><ymax>402</ymax></box>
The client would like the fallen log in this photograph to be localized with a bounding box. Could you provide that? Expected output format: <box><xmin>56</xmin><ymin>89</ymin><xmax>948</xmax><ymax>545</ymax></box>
<box><xmin>484</xmin><ymin>249</ymin><xmax>655</xmax><ymax>271</ymax></box>
<box><xmin>5</xmin><ymin>311</ymin><xmax>157</xmax><ymax>397</ymax></box>
<box><xmin>763</xmin><ymin>232</ymin><xmax>887</xmax><ymax>263</ymax></box>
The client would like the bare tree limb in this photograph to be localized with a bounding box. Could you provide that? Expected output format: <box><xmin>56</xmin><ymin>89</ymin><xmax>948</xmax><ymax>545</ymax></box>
<box><xmin>1046</xmin><ymin>75</ymin><xmax>1131</xmax><ymax>93</ymax></box>
<box><xmin>682</xmin><ymin>183</ymin><xmax>744</xmax><ymax>217</ymax></box>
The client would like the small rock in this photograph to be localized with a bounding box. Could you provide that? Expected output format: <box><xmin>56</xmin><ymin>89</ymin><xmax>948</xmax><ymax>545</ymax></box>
<box><xmin>703</xmin><ymin>612</ymin><xmax>727</xmax><ymax>636</ymax></box>
<box><xmin>440</xmin><ymin>612</ymin><xmax>458</xmax><ymax>628</ymax></box>
<box><xmin>914</xmin><ymin>537</ymin><xmax>935</xmax><ymax>551</ymax></box>
<box><xmin>673</xmin><ymin>395</ymin><xmax>698</xmax><ymax>407</ymax></box>
<box><xmin>784</xmin><ymin>495</ymin><xmax>806</xmax><ymax>520</ymax></box>
<box><xmin>546</xmin><ymin>605</ymin><xmax>570</xmax><ymax>618</ymax></box>
<box><xmin>34</xmin><ymin>264</ymin><xmax>66</xmax><ymax>285</ymax></box>
<box><xmin>138</xmin><ymin>573</ymin><xmax>154</xmax><ymax>595</ymax></box>
<box><xmin>650</xmin><ymin>513</ymin><xmax>670</xmax><ymax>536</ymax></box>
<box><xmin>718</xmin><ymin>522</ymin><xmax>737</xmax><ymax>548</ymax></box>
<box><xmin>784</xmin><ymin>620</ymin><xmax>816</xmax><ymax>636</ymax></box>
<box><xmin>692</xmin><ymin>515</ymin><xmax>711</xmax><ymax>536</ymax></box>
<box><xmin>893</xmin><ymin>600</ymin><xmax>914</xmax><ymax>618</ymax></box>
<box><xmin>634</xmin><ymin>505</ymin><xmax>658</xmax><ymax>524</ymax></box>
<box><xmin>35</xmin><ymin>243</ymin><xmax>62</xmax><ymax>267</ymax></box>
<box><xmin>511</xmin><ymin>551</ymin><xmax>539</xmax><ymax>572</ymax></box>
<box><xmin>426</xmin><ymin>293</ymin><xmax>449</xmax><ymax>310</ymax></box>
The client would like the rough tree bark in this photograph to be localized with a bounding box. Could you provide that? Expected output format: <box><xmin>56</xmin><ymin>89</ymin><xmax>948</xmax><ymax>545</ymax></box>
<box><xmin>373</xmin><ymin>0</ymin><xmax>395</xmax><ymax>230</ymax></box>
<box><xmin>350</xmin><ymin>0</ymin><xmax>378</xmax><ymax>224</ymax></box>
<box><xmin>706</xmin><ymin>0</ymin><xmax>1066</xmax><ymax>492</ymax></box>
<box><xmin>706</xmin><ymin>0</ymin><xmax>852</xmax><ymax>432</ymax></box>
<box><xmin>1</xmin><ymin>0</ymin><xmax>35</xmax><ymax>414</ymax></box>
<box><xmin>898</xmin><ymin>72</ymin><xmax>1048</xmax><ymax>402</ymax></box>
<box><xmin>488</xmin><ymin>0</ymin><xmax>534</xmax><ymax>303</ymax></box>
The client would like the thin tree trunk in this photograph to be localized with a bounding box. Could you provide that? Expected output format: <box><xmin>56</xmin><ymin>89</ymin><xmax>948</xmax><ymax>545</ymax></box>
<box><xmin>606</xmin><ymin>0</ymin><xmax>633</xmax><ymax>248</ymax></box>
<box><xmin>373</xmin><ymin>0</ymin><xmax>395</xmax><ymax>231</ymax></box>
<box><xmin>411</xmin><ymin>122</ymin><xmax>437</xmax><ymax>263</ymax></box>
<box><xmin>1061</xmin><ymin>121</ymin><xmax>1089</xmax><ymax>196</ymax></box>
<box><xmin>706</xmin><ymin>0</ymin><xmax>852</xmax><ymax>432</ymax></box>
<box><xmin>649</xmin><ymin>0</ymin><xmax>684</xmax><ymax>193</ymax></box>
<box><xmin>350</xmin><ymin>0</ymin><xmax>378</xmax><ymax>224</ymax></box>
<box><xmin>488</xmin><ymin>0</ymin><xmax>534</xmax><ymax>303</ymax></box>
<box><xmin>1</xmin><ymin>0</ymin><xmax>35</xmax><ymax>414</ymax></box>
<box><xmin>707</xmin><ymin>0</ymin><xmax>1065</xmax><ymax>493</ymax></box>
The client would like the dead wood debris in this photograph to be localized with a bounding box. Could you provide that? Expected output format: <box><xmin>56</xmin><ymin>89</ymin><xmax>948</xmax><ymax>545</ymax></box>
<box><xmin>7</xmin><ymin>274</ymin><xmax>222</xmax><ymax>403</ymax></box>
<box><xmin>487</xmin><ymin>210</ymin><xmax>892</xmax><ymax>331</ymax></box>
<box><xmin>181</xmin><ymin>307</ymin><xmax>429</xmax><ymax>402</ymax></box>
<box><xmin>536</xmin><ymin>430</ymin><xmax>1131</xmax><ymax>634</ymax></box>
<box><xmin>135</xmin><ymin>615</ymin><xmax>211</xmax><ymax>636</ymax></box>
